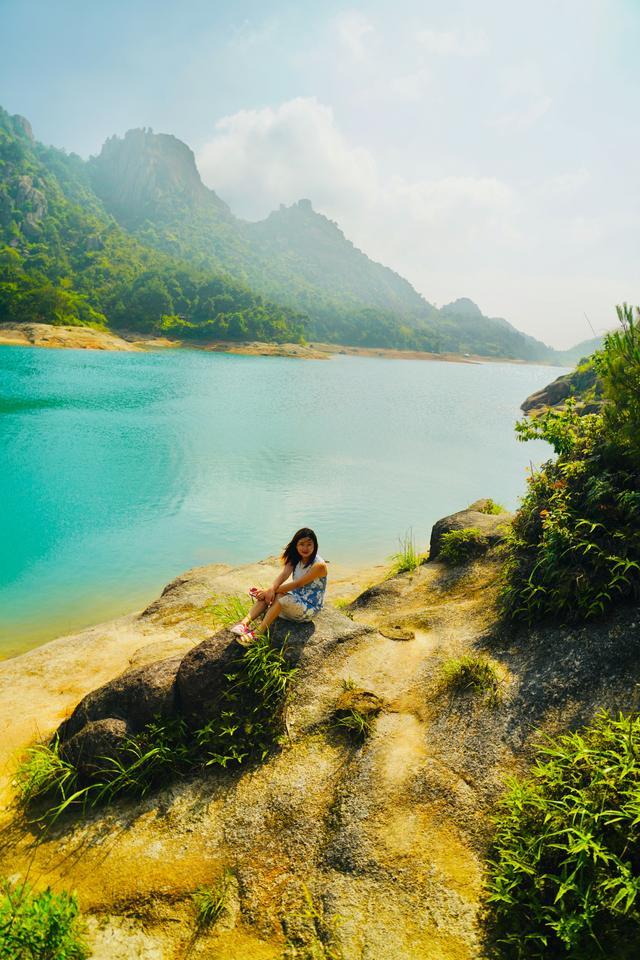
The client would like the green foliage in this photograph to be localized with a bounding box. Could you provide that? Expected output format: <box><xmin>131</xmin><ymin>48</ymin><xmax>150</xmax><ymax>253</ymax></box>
<box><xmin>204</xmin><ymin>593</ymin><xmax>252</xmax><ymax>629</ymax></box>
<box><xmin>0</xmin><ymin>108</ymin><xmax>305</xmax><ymax>343</ymax></box>
<box><xmin>17</xmin><ymin>637</ymin><xmax>296</xmax><ymax>822</ymax></box>
<box><xmin>332</xmin><ymin>708</ymin><xmax>373</xmax><ymax>743</ymax></box>
<box><xmin>484</xmin><ymin>711</ymin><xmax>640</xmax><ymax>959</ymax></box>
<box><xmin>0</xmin><ymin>879</ymin><xmax>89</xmax><ymax>960</ymax></box>
<box><xmin>195</xmin><ymin>633</ymin><xmax>297</xmax><ymax>768</ymax></box>
<box><xmin>192</xmin><ymin>870</ymin><xmax>233</xmax><ymax>929</ymax></box>
<box><xmin>596</xmin><ymin>304</ymin><xmax>640</xmax><ymax>465</ymax></box>
<box><xmin>439</xmin><ymin>528</ymin><xmax>490</xmax><ymax>564</ymax></box>
<box><xmin>478</xmin><ymin>499</ymin><xmax>507</xmax><ymax>515</ymax></box>
<box><xmin>500</xmin><ymin>308</ymin><xmax>640</xmax><ymax>623</ymax></box>
<box><xmin>388</xmin><ymin>531</ymin><xmax>423</xmax><ymax>575</ymax></box>
<box><xmin>441</xmin><ymin>654</ymin><xmax>501</xmax><ymax>702</ymax></box>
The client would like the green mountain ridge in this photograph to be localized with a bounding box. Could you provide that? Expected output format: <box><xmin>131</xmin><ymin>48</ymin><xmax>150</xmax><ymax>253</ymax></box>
<box><xmin>0</xmin><ymin>107</ymin><xmax>586</xmax><ymax>360</ymax></box>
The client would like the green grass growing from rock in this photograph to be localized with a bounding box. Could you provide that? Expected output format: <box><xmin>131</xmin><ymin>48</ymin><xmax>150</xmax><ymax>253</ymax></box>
<box><xmin>0</xmin><ymin>879</ymin><xmax>89</xmax><ymax>960</ymax></box>
<box><xmin>192</xmin><ymin>870</ymin><xmax>233</xmax><ymax>930</ymax></box>
<box><xmin>388</xmin><ymin>530</ymin><xmax>424</xmax><ymax>575</ymax></box>
<box><xmin>439</xmin><ymin>528</ymin><xmax>489</xmax><ymax>564</ymax></box>
<box><xmin>484</xmin><ymin>710</ymin><xmax>640</xmax><ymax>959</ymax></box>
<box><xmin>441</xmin><ymin>655</ymin><xmax>502</xmax><ymax>703</ymax></box>
<box><xmin>478</xmin><ymin>499</ymin><xmax>506</xmax><ymax>515</ymax></box>
<box><xmin>16</xmin><ymin>635</ymin><xmax>296</xmax><ymax>823</ymax></box>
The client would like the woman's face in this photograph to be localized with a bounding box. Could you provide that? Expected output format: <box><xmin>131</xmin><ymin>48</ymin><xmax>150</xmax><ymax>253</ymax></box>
<box><xmin>296</xmin><ymin>536</ymin><xmax>315</xmax><ymax>561</ymax></box>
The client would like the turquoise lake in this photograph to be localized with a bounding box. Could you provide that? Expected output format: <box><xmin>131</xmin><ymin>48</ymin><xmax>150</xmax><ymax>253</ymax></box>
<box><xmin>0</xmin><ymin>345</ymin><xmax>565</xmax><ymax>657</ymax></box>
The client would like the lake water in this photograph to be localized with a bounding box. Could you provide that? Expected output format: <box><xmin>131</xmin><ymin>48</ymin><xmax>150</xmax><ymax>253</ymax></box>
<box><xmin>0</xmin><ymin>345</ymin><xmax>564</xmax><ymax>657</ymax></box>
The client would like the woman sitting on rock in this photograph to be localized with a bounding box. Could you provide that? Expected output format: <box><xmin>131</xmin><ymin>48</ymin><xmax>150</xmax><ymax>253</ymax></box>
<box><xmin>231</xmin><ymin>527</ymin><xmax>327</xmax><ymax>645</ymax></box>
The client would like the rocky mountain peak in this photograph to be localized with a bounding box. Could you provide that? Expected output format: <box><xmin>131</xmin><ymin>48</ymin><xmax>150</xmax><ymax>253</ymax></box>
<box><xmin>89</xmin><ymin>127</ymin><xmax>230</xmax><ymax>227</ymax></box>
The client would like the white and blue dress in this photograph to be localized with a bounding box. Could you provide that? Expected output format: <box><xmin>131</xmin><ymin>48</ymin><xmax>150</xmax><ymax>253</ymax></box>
<box><xmin>280</xmin><ymin>555</ymin><xmax>327</xmax><ymax>621</ymax></box>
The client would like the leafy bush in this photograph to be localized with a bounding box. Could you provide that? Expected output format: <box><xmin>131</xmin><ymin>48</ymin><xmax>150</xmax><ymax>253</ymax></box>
<box><xmin>484</xmin><ymin>710</ymin><xmax>640</xmax><ymax>959</ymax></box>
<box><xmin>441</xmin><ymin>654</ymin><xmax>502</xmax><ymax>702</ymax></box>
<box><xmin>0</xmin><ymin>880</ymin><xmax>88</xmax><ymax>960</ymax></box>
<box><xmin>500</xmin><ymin>306</ymin><xmax>640</xmax><ymax>623</ymax></box>
<box><xmin>17</xmin><ymin>635</ymin><xmax>296</xmax><ymax>822</ymax></box>
<box><xmin>439</xmin><ymin>528</ymin><xmax>489</xmax><ymax>564</ymax></box>
<box><xmin>388</xmin><ymin>531</ymin><xmax>423</xmax><ymax>575</ymax></box>
<box><xmin>478</xmin><ymin>499</ymin><xmax>507</xmax><ymax>515</ymax></box>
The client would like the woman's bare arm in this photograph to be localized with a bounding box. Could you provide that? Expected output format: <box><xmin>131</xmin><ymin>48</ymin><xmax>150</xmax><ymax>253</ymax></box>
<box><xmin>276</xmin><ymin>561</ymin><xmax>327</xmax><ymax>595</ymax></box>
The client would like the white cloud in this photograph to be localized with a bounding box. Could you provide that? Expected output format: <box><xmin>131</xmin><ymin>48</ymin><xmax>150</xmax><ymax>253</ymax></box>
<box><xmin>417</xmin><ymin>28</ymin><xmax>488</xmax><ymax>57</ymax></box>
<box><xmin>333</xmin><ymin>10</ymin><xmax>374</xmax><ymax>61</ymax></box>
<box><xmin>196</xmin><ymin>97</ymin><xmax>616</xmax><ymax>348</ymax></box>
<box><xmin>493</xmin><ymin>95</ymin><xmax>552</xmax><ymax>130</ymax></box>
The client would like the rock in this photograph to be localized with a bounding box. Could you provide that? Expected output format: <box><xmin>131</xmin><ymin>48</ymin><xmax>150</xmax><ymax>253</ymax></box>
<box><xmin>175</xmin><ymin>631</ymin><xmax>241</xmax><ymax>727</ymax></box>
<box><xmin>176</xmin><ymin>606</ymin><xmax>372</xmax><ymax>729</ymax></box>
<box><xmin>61</xmin><ymin>717</ymin><xmax>130</xmax><ymax>779</ymax></box>
<box><xmin>521</xmin><ymin>363</ymin><xmax>604</xmax><ymax>417</ymax></box>
<box><xmin>335</xmin><ymin>688</ymin><xmax>383</xmax><ymax>718</ymax></box>
<box><xmin>429</xmin><ymin>504</ymin><xmax>513</xmax><ymax>561</ymax></box>
<box><xmin>379</xmin><ymin>625</ymin><xmax>414</xmax><ymax>641</ymax></box>
<box><xmin>59</xmin><ymin>655</ymin><xmax>182</xmax><ymax>741</ymax></box>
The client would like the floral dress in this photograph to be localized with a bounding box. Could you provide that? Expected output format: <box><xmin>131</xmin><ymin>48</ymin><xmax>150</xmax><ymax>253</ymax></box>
<box><xmin>289</xmin><ymin>555</ymin><xmax>327</xmax><ymax>617</ymax></box>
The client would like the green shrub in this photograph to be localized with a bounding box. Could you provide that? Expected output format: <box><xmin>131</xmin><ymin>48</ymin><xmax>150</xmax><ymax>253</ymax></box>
<box><xmin>17</xmin><ymin>635</ymin><xmax>296</xmax><ymax>822</ymax></box>
<box><xmin>388</xmin><ymin>531</ymin><xmax>423</xmax><ymax>575</ymax></box>
<box><xmin>0</xmin><ymin>880</ymin><xmax>89</xmax><ymax>960</ymax></box>
<box><xmin>441</xmin><ymin>654</ymin><xmax>502</xmax><ymax>702</ymax></box>
<box><xmin>500</xmin><ymin>306</ymin><xmax>640</xmax><ymax>623</ymax></box>
<box><xmin>484</xmin><ymin>710</ymin><xmax>640</xmax><ymax>959</ymax></box>
<box><xmin>479</xmin><ymin>499</ymin><xmax>507</xmax><ymax>515</ymax></box>
<box><xmin>439</xmin><ymin>527</ymin><xmax>489</xmax><ymax>564</ymax></box>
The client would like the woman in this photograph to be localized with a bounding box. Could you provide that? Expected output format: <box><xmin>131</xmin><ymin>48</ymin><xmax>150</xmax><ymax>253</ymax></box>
<box><xmin>231</xmin><ymin>527</ymin><xmax>327</xmax><ymax>644</ymax></box>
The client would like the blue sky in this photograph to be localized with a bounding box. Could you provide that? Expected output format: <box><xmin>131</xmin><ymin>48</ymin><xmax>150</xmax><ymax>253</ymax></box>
<box><xmin>1</xmin><ymin>0</ymin><xmax>638</xmax><ymax>347</ymax></box>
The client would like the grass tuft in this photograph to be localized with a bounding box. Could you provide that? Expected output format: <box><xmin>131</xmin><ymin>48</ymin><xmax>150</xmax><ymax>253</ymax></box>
<box><xmin>0</xmin><ymin>879</ymin><xmax>89</xmax><ymax>960</ymax></box>
<box><xmin>439</xmin><ymin>527</ymin><xmax>489</xmax><ymax>564</ymax></box>
<box><xmin>283</xmin><ymin>884</ymin><xmax>344</xmax><ymax>959</ymax></box>
<box><xmin>441</xmin><ymin>654</ymin><xmax>502</xmax><ymax>703</ymax></box>
<box><xmin>388</xmin><ymin>530</ymin><xmax>424</xmax><ymax>575</ymax></box>
<box><xmin>204</xmin><ymin>593</ymin><xmax>252</xmax><ymax>629</ymax></box>
<box><xmin>332</xmin><ymin>708</ymin><xmax>373</xmax><ymax>743</ymax></box>
<box><xmin>192</xmin><ymin>870</ymin><xmax>233</xmax><ymax>929</ymax></box>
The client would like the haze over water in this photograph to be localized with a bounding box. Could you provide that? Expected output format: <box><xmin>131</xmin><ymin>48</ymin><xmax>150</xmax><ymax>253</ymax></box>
<box><xmin>0</xmin><ymin>346</ymin><xmax>563</xmax><ymax>657</ymax></box>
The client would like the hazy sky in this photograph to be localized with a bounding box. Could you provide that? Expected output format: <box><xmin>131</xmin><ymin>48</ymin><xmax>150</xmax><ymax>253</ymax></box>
<box><xmin>2</xmin><ymin>0</ymin><xmax>638</xmax><ymax>347</ymax></box>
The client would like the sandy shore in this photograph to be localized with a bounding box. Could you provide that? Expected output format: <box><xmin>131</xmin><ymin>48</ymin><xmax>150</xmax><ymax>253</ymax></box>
<box><xmin>0</xmin><ymin>322</ymin><xmax>539</xmax><ymax>364</ymax></box>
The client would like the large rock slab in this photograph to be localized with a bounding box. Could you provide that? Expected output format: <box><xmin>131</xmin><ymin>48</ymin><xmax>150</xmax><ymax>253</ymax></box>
<box><xmin>58</xmin><ymin>655</ymin><xmax>183</xmax><ymax>741</ymax></box>
<box><xmin>429</xmin><ymin>502</ymin><xmax>513</xmax><ymax>560</ymax></box>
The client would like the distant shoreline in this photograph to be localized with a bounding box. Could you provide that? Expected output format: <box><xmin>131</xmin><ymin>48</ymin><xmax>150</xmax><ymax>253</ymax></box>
<box><xmin>0</xmin><ymin>322</ymin><xmax>563</xmax><ymax>366</ymax></box>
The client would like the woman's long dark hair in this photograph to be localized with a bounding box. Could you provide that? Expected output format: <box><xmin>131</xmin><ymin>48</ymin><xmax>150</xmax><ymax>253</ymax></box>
<box><xmin>281</xmin><ymin>527</ymin><xmax>318</xmax><ymax>568</ymax></box>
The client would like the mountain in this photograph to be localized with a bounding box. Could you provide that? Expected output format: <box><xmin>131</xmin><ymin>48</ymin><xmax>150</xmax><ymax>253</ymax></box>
<box><xmin>0</xmin><ymin>107</ymin><xmax>306</xmax><ymax>342</ymax></box>
<box><xmin>554</xmin><ymin>334</ymin><xmax>606</xmax><ymax>366</ymax></box>
<box><xmin>0</xmin><ymin>106</ymin><xmax>593</xmax><ymax>360</ymax></box>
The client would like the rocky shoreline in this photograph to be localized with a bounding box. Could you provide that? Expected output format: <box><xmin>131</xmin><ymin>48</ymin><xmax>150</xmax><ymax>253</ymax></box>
<box><xmin>2</xmin><ymin>501</ymin><xmax>637</xmax><ymax>959</ymax></box>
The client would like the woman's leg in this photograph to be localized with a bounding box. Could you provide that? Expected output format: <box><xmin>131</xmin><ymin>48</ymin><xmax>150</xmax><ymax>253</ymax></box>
<box><xmin>241</xmin><ymin>599</ymin><xmax>267</xmax><ymax>625</ymax></box>
<box><xmin>255</xmin><ymin>599</ymin><xmax>282</xmax><ymax>633</ymax></box>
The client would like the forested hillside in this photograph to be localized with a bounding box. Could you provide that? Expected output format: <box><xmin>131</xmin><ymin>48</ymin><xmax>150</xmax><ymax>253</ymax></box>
<box><xmin>0</xmin><ymin>106</ymin><xmax>576</xmax><ymax>359</ymax></box>
<box><xmin>0</xmin><ymin>109</ymin><xmax>306</xmax><ymax>342</ymax></box>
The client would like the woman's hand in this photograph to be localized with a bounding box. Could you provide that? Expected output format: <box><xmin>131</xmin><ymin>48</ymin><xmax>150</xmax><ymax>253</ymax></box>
<box><xmin>263</xmin><ymin>587</ymin><xmax>276</xmax><ymax>604</ymax></box>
